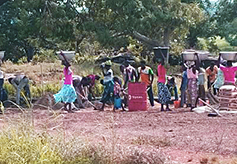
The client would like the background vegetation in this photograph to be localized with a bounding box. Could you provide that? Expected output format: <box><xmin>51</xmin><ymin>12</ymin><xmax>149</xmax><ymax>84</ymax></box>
<box><xmin>0</xmin><ymin>0</ymin><xmax>236</xmax><ymax>63</ymax></box>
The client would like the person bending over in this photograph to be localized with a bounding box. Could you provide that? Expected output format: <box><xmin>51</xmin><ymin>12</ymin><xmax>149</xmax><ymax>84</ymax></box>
<box><xmin>8</xmin><ymin>74</ymin><xmax>31</xmax><ymax>105</ymax></box>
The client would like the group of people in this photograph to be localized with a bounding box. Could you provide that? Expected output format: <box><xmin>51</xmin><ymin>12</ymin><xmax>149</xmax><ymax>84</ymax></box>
<box><xmin>98</xmin><ymin>58</ymin><xmax>173</xmax><ymax>111</ymax></box>
<box><xmin>2</xmin><ymin>52</ymin><xmax>237</xmax><ymax>113</ymax></box>
<box><xmin>54</xmin><ymin>51</ymin><xmax>174</xmax><ymax>112</ymax></box>
<box><xmin>180</xmin><ymin>53</ymin><xmax>237</xmax><ymax>110</ymax></box>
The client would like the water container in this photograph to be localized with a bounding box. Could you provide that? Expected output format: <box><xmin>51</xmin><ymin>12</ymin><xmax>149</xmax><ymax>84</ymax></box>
<box><xmin>174</xmin><ymin>100</ymin><xmax>180</xmax><ymax>108</ymax></box>
<box><xmin>128</xmin><ymin>82</ymin><xmax>147</xmax><ymax>111</ymax></box>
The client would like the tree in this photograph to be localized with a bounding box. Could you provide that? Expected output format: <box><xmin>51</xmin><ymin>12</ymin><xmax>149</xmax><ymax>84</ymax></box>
<box><xmin>0</xmin><ymin>0</ymin><xmax>9</xmax><ymax>6</ymax></box>
<box><xmin>0</xmin><ymin>0</ymin><xmax>207</xmax><ymax>61</ymax></box>
<box><xmin>214</xmin><ymin>0</ymin><xmax>237</xmax><ymax>46</ymax></box>
<box><xmin>0</xmin><ymin>0</ymin><xmax>77</xmax><ymax>61</ymax></box>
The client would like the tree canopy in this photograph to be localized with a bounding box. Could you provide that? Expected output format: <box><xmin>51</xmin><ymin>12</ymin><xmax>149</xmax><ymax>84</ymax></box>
<box><xmin>0</xmin><ymin>0</ymin><xmax>236</xmax><ymax>61</ymax></box>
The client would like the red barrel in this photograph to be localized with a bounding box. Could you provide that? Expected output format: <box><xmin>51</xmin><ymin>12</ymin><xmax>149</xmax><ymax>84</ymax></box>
<box><xmin>128</xmin><ymin>82</ymin><xmax>147</xmax><ymax>111</ymax></box>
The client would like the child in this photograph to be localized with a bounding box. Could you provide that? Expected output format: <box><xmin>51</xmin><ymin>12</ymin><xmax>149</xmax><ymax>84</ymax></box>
<box><xmin>54</xmin><ymin>52</ymin><xmax>77</xmax><ymax>112</ymax></box>
<box><xmin>113</xmin><ymin>77</ymin><xmax>127</xmax><ymax>111</ymax></box>
<box><xmin>166</xmin><ymin>76</ymin><xmax>178</xmax><ymax>101</ymax></box>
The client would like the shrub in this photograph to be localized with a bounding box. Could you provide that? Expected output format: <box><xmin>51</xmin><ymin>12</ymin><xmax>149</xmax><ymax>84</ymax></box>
<box><xmin>17</xmin><ymin>56</ymin><xmax>28</xmax><ymax>64</ymax></box>
<box><xmin>32</xmin><ymin>49</ymin><xmax>57</xmax><ymax>64</ymax></box>
<box><xmin>4</xmin><ymin>82</ymin><xmax>61</xmax><ymax>99</ymax></box>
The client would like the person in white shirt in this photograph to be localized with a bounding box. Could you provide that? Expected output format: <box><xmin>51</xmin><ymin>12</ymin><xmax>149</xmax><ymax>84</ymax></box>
<box><xmin>123</xmin><ymin>61</ymin><xmax>137</xmax><ymax>88</ymax></box>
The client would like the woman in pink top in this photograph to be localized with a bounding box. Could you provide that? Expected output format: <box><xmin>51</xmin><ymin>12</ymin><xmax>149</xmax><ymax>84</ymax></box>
<box><xmin>54</xmin><ymin>52</ymin><xmax>77</xmax><ymax>112</ymax></box>
<box><xmin>157</xmin><ymin>59</ymin><xmax>171</xmax><ymax>111</ymax></box>
<box><xmin>219</xmin><ymin>60</ymin><xmax>237</xmax><ymax>85</ymax></box>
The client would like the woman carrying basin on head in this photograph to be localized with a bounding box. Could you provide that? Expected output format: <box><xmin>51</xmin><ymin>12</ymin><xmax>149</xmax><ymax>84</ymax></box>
<box><xmin>54</xmin><ymin>51</ymin><xmax>77</xmax><ymax>112</ymax></box>
<box><xmin>218</xmin><ymin>53</ymin><xmax>237</xmax><ymax>85</ymax></box>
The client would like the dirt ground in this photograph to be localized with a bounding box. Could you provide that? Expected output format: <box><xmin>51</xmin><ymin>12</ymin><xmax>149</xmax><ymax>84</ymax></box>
<box><xmin>1</xmin><ymin>103</ymin><xmax>237</xmax><ymax>164</ymax></box>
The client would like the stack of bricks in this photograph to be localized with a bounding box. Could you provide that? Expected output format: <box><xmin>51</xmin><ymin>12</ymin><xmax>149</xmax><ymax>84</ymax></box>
<box><xmin>219</xmin><ymin>85</ymin><xmax>237</xmax><ymax>110</ymax></box>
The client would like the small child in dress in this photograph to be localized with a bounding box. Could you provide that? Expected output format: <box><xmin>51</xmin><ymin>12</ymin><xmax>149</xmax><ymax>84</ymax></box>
<box><xmin>113</xmin><ymin>77</ymin><xmax>127</xmax><ymax>111</ymax></box>
<box><xmin>54</xmin><ymin>52</ymin><xmax>77</xmax><ymax>112</ymax></box>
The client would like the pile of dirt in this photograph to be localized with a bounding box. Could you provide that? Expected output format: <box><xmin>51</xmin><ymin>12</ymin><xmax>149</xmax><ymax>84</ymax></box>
<box><xmin>33</xmin><ymin>93</ymin><xmax>104</xmax><ymax>110</ymax></box>
<box><xmin>33</xmin><ymin>93</ymin><xmax>64</xmax><ymax>110</ymax></box>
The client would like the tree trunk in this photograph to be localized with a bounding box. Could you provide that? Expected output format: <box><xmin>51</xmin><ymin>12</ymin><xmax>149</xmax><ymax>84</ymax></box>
<box><xmin>133</xmin><ymin>31</ymin><xmax>160</xmax><ymax>47</ymax></box>
<box><xmin>25</xmin><ymin>45</ymin><xmax>35</xmax><ymax>62</ymax></box>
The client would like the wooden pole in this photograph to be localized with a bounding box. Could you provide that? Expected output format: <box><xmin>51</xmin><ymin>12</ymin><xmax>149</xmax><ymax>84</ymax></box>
<box><xmin>40</xmin><ymin>63</ymin><xmax>44</xmax><ymax>96</ymax></box>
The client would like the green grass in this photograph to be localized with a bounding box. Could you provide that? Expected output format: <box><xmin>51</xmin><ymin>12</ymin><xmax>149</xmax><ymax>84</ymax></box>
<box><xmin>3</xmin><ymin>83</ymin><xmax>62</xmax><ymax>99</ymax></box>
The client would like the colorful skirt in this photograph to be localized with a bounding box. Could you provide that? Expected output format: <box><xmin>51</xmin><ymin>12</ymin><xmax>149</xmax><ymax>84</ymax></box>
<box><xmin>187</xmin><ymin>78</ymin><xmax>198</xmax><ymax>107</ymax></box>
<box><xmin>157</xmin><ymin>82</ymin><xmax>171</xmax><ymax>104</ymax></box>
<box><xmin>54</xmin><ymin>84</ymin><xmax>77</xmax><ymax>103</ymax></box>
<box><xmin>100</xmin><ymin>81</ymin><xmax>114</xmax><ymax>104</ymax></box>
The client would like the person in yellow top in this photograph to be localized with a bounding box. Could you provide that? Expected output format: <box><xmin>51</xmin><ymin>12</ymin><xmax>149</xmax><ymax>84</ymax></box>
<box><xmin>137</xmin><ymin>60</ymin><xmax>154</xmax><ymax>107</ymax></box>
<box><xmin>206</xmin><ymin>62</ymin><xmax>218</xmax><ymax>95</ymax></box>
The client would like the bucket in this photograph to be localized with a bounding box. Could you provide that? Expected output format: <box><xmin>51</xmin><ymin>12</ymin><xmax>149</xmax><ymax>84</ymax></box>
<box><xmin>153</xmin><ymin>47</ymin><xmax>169</xmax><ymax>63</ymax></box>
<box><xmin>174</xmin><ymin>100</ymin><xmax>180</xmax><ymax>108</ymax></box>
<box><xmin>114</xmin><ymin>97</ymin><xmax>122</xmax><ymax>109</ymax></box>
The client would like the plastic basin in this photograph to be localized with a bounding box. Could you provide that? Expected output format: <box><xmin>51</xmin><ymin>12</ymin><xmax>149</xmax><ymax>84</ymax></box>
<box><xmin>56</xmin><ymin>51</ymin><xmax>75</xmax><ymax>61</ymax></box>
<box><xmin>220</xmin><ymin>52</ymin><xmax>237</xmax><ymax>61</ymax></box>
<box><xmin>182</xmin><ymin>51</ymin><xmax>208</xmax><ymax>61</ymax></box>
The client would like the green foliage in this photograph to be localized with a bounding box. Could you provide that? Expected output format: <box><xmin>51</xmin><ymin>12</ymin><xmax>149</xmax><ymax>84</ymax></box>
<box><xmin>127</xmin><ymin>37</ymin><xmax>143</xmax><ymax>56</ymax></box>
<box><xmin>3</xmin><ymin>83</ymin><xmax>15</xmax><ymax>98</ymax></box>
<box><xmin>17</xmin><ymin>56</ymin><xmax>28</xmax><ymax>64</ymax></box>
<box><xmin>197</xmin><ymin>36</ymin><xmax>237</xmax><ymax>53</ymax></box>
<box><xmin>0</xmin><ymin>0</ymin><xmax>235</xmax><ymax>61</ymax></box>
<box><xmin>32</xmin><ymin>49</ymin><xmax>57</xmax><ymax>64</ymax></box>
<box><xmin>0</xmin><ymin>0</ymin><xmax>208</xmax><ymax>62</ymax></box>
<box><xmin>4</xmin><ymin>82</ymin><xmax>61</xmax><ymax>99</ymax></box>
<box><xmin>31</xmin><ymin>83</ymin><xmax>61</xmax><ymax>98</ymax></box>
<box><xmin>214</xmin><ymin>0</ymin><xmax>237</xmax><ymax>46</ymax></box>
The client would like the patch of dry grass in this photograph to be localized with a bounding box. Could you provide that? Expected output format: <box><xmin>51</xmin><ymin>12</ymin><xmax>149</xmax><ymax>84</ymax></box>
<box><xmin>0</xmin><ymin>108</ymin><xmax>168</xmax><ymax>164</ymax></box>
<box><xmin>132</xmin><ymin>135</ymin><xmax>171</xmax><ymax>148</ymax></box>
<box><xmin>2</xmin><ymin>60</ymin><xmax>62</xmax><ymax>84</ymax></box>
